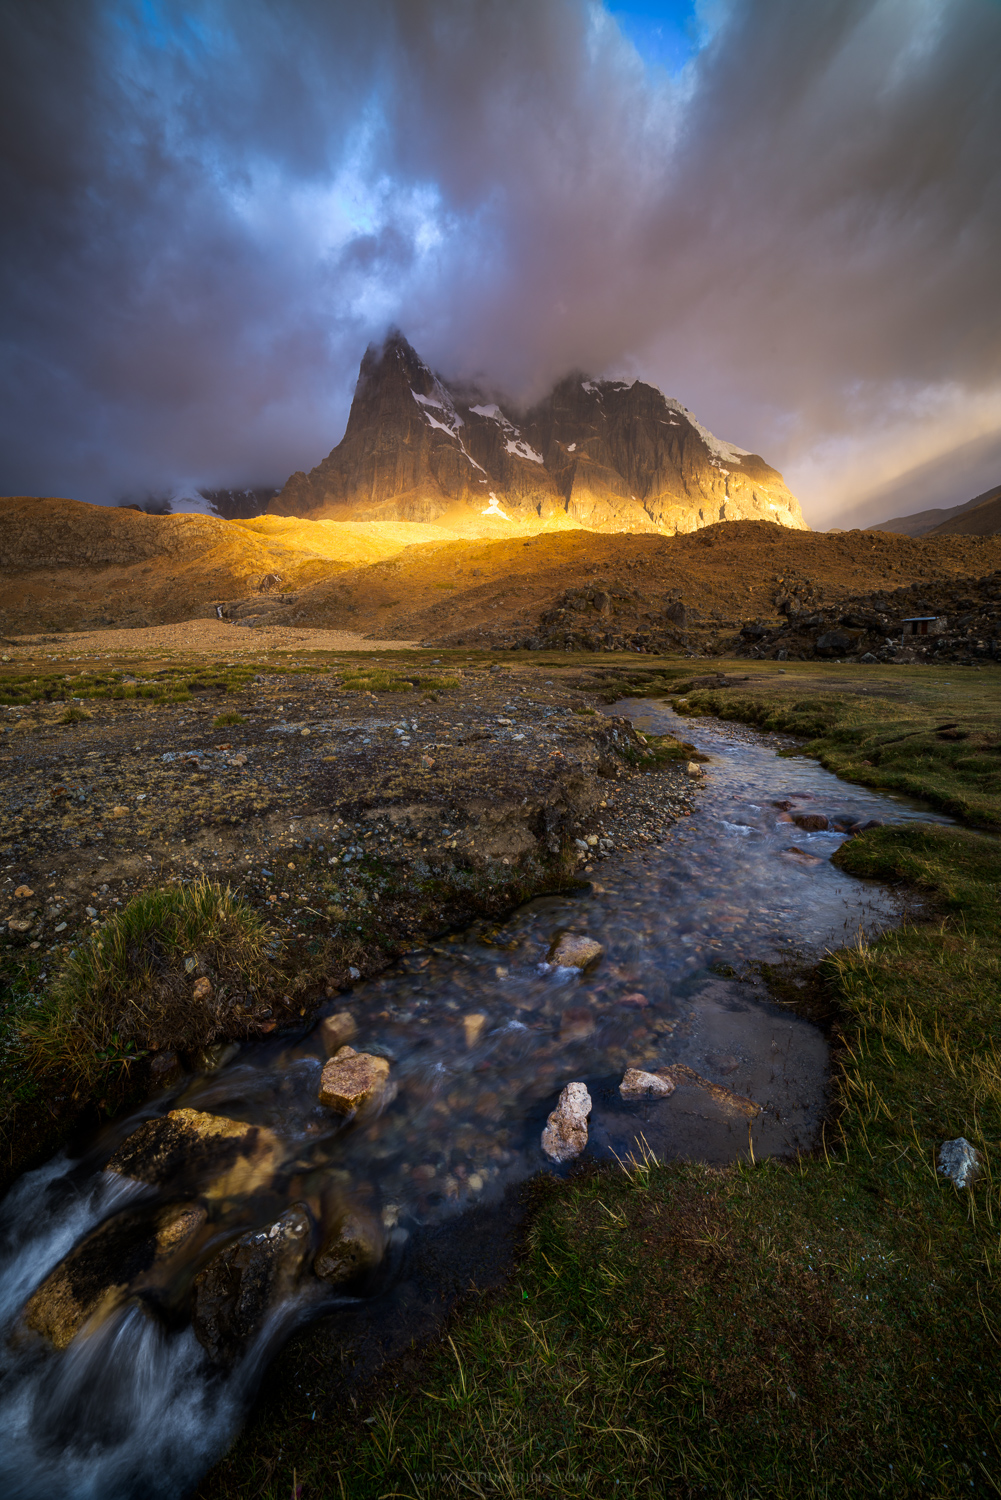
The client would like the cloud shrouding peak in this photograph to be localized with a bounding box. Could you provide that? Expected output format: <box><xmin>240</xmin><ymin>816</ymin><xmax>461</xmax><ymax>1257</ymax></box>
<box><xmin>1</xmin><ymin>0</ymin><xmax>998</xmax><ymax>526</ymax></box>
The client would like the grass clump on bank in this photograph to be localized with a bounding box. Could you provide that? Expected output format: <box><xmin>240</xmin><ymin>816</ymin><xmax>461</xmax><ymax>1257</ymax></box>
<box><xmin>21</xmin><ymin>879</ymin><xmax>280</xmax><ymax>1093</ymax></box>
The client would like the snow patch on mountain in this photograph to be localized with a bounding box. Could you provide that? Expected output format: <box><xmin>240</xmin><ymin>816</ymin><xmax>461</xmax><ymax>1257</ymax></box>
<box><xmin>664</xmin><ymin>398</ymin><xmax>750</xmax><ymax>464</ymax></box>
<box><xmin>504</xmin><ymin>438</ymin><xmax>544</xmax><ymax>464</ymax></box>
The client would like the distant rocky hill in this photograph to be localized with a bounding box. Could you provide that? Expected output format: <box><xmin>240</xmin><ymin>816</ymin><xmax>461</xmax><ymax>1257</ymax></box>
<box><xmin>271</xmin><ymin>332</ymin><xmax>807</xmax><ymax>536</ymax></box>
<box><xmin>868</xmin><ymin>481</ymin><xmax>1001</xmax><ymax>538</ymax></box>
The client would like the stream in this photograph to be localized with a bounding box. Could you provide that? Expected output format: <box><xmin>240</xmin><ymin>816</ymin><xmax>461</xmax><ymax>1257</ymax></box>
<box><xmin>0</xmin><ymin>702</ymin><xmax>951</xmax><ymax>1499</ymax></box>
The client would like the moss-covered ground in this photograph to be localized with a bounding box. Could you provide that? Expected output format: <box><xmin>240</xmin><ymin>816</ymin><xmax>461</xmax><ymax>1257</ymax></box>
<box><xmin>197</xmin><ymin>659</ymin><xmax>1001</xmax><ymax>1499</ymax></box>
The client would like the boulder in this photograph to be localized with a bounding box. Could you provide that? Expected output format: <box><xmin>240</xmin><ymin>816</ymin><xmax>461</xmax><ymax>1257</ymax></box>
<box><xmin>319</xmin><ymin>1010</ymin><xmax>357</xmax><ymax>1056</ymax></box>
<box><xmin>815</xmin><ymin>630</ymin><xmax>855</xmax><ymax>657</ymax></box>
<box><xmin>549</xmin><ymin>933</ymin><xmax>603</xmax><ymax>969</ymax></box>
<box><xmin>656</xmin><ymin>1064</ymin><xmax>759</xmax><ymax>1119</ymax></box>
<box><xmin>541</xmin><ymin>1081</ymin><xmax>592</xmax><ymax>1162</ymax></box>
<box><xmin>318</xmin><ymin>1046</ymin><xmax>391</xmax><ymax>1113</ymax></box>
<box><xmin>22</xmin><ymin>1202</ymin><xmax>206</xmax><ymax>1350</ymax></box>
<box><xmin>314</xmin><ymin>1210</ymin><xmax>385</xmax><ymax>1284</ymax></box>
<box><xmin>937</xmin><ymin>1137</ymin><xmax>981</xmax><ymax>1188</ymax></box>
<box><xmin>191</xmin><ymin>1205</ymin><xmax>313</xmax><ymax>1363</ymax></box>
<box><xmin>793</xmin><ymin>813</ymin><xmax>829</xmax><ymax>831</ymax></box>
<box><xmin>105</xmin><ymin>1108</ymin><xmax>284</xmax><ymax>1200</ymax></box>
<box><xmin>620</xmin><ymin>1068</ymin><xmax>675</xmax><ymax>1100</ymax></box>
<box><xmin>685</xmin><ymin>761</ymin><xmax>704</xmax><ymax>778</ymax></box>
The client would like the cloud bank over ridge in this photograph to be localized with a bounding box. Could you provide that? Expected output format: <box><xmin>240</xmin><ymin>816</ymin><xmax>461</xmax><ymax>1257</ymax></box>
<box><xmin>1</xmin><ymin>0</ymin><xmax>999</xmax><ymax>526</ymax></box>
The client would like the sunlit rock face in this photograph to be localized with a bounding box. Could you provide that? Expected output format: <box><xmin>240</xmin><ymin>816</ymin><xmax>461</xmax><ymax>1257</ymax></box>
<box><xmin>271</xmin><ymin>331</ymin><xmax>808</xmax><ymax>534</ymax></box>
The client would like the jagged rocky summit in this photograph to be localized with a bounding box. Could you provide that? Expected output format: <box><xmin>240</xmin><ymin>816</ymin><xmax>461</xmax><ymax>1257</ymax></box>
<box><xmin>271</xmin><ymin>331</ymin><xmax>807</xmax><ymax>535</ymax></box>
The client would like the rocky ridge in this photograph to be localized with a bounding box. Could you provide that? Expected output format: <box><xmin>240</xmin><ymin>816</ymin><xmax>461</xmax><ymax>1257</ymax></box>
<box><xmin>271</xmin><ymin>331</ymin><xmax>807</xmax><ymax>537</ymax></box>
<box><xmin>736</xmin><ymin>568</ymin><xmax>1001</xmax><ymax>665</ymax></box>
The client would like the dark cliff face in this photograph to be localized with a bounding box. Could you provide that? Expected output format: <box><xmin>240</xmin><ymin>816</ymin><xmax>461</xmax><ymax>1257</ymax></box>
<box><xmin>271</xmin><ymin>331</ymin><xmax>807</xmax><ymax>533</ymax></box>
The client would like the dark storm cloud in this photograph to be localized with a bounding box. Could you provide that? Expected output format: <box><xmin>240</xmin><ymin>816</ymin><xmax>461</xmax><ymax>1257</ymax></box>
<box><xmin>1</xmin><ymin>0</ymin><xmax>999</xmax><ymax>522</ymax></box>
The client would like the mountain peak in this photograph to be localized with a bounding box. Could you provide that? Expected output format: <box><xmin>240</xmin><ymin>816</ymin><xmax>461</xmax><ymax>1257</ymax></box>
<box><xmin>273</xmin><ymin>335</ymin><xmax>807</xmax><ymax>534</ymax></box>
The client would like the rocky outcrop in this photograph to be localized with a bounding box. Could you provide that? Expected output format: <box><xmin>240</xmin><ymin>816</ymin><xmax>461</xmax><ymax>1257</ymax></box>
<box><xmin>735</xmin><ymin>567</ymin><xmax>1001</xmax><ymax>664</ymax></box>
<box><xmin>269</xmin><ymin>331</ymin><xmax>807</xmax><ymax>537</ymax></box>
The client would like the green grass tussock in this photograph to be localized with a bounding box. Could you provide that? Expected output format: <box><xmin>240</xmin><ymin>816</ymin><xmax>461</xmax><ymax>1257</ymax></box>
<box><xmin>21</xmin><ymin>879</ymin><xmax>280</xmax><ymax>1091</ymax></box>
<box><xmin>338</xmin><ymin>667</ymin><xmax>461</xmax><ymax>694</ymax></box>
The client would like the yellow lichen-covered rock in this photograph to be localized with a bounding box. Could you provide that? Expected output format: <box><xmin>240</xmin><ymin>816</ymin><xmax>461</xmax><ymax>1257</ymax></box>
<box><xmin>317</xmin><ymin>1046</ymin><xmax>390</xmax><ymax>1113</ymax></box>
<box><xmin>22</xmin><ymin>1201</ymin><xmax>205</xmax><ymax>1350</ymax></box>
<box><xmin>549</xmin><ymin>933</ymin><xmax>603</xmax><ymax>969</ymax></box>
<box><xmin>106</xmin><ymin>1108</ymin><xmax>285</xmax><ymax>1200</ymax></box>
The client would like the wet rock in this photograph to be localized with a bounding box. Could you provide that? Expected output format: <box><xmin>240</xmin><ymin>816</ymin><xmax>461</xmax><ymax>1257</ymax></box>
<box><xmin>656</xmin><ymin>1064</ymin><xmax>760</xmax><ymax>1119</ymax></box>
<box><xmin>617</xmin><ymin>992</ymin><xmax>649</xmax><ymax>1009</ymax></box>
<box><xmin>463</xmin><ymin>1012</ymin><xmax>487</xmax><ymax>1048</ymax></box>
<box><xmin>149</xmin><ymin>1049</ymin><xmax>183</xmax><ymax>1088</ymax></box>
<box><xmin>22</xmin><ymin>1202</ymin><xmax>205</xmax><ymax>1350</ymax></box>
<box><xmin>541</xmin><ymin>1081</ymin><xmax>592</xmax><ymax>1162</ymax></box>
<box><xmin>619</xmin><ymin>1068</ymin><xmax>675</xmax><ymax>1100</ymax></box>
<box><xmin>793</xmin><ymin>813</ymin><xmax>829</xmax><ymax>831</ymax></box>
<box><xmin>106</xmin><ymin>1107</ymin><xmax>285</xmax><ymax>1199</ymax></box>
<box><xmin>186</xmin><ymin>1041</ymin><xmax>240</xmax><ymax>1073</ymax></box>
<box><xmin>685</xmin><ymin>761</ymin><xmax>704</xmax><ymax>778</ymax></box>
<box><xmin>319</xmin><ymin>1010</ymin><xmax>358</xmax><ymax>1056</ymax></box>
<box><xmin>781</xmin><ymin>846</ymin><xmax>823</xmax><ymax>863</ymax></box>
<box><xmin>937</xmin><ymin>1137</ymin><xmax>981</xmax><ymax>1188</ymax></box>
<box><xmin>314</xmin><ymin>1209</ymin><xmax>385</xmax><ymax>1284</ymax></box>
<box><xmin>549</xmin><ymin>933</ymin><xmax>603</xmax><ymax>968</ymax></box>
<box><xmin>191</xmin><ymin>1205</ymin><xmax>312</xmax><ymax>1363</ymax></box>
<box><xmin>318</xmin><ymin>1046</ymin><xmax>391</xmax><ymax>1113</ymax></box>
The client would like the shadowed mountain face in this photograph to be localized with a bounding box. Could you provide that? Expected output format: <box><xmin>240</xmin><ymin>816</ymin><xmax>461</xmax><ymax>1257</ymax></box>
<box><xmin>271</xmin><ymin>333</ymin><xmax>807</xmax><ymax>535</ymax></box>
<box><xmin>868</xmin><ymin>481</ymin><xmax>1001</xmax><ymax>538</ymax></box>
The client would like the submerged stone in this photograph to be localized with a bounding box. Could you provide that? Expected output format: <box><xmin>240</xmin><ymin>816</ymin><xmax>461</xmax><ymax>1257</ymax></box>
<box><xmin>549</xmin><ymin>933</ymin><xmax>603</xmax><ymax>968</ymax></box>
<box><xmin>656</xmin><ymin>1063</ymin><xmax>760</xmax><ymax>1119</ymax></box>
<box><xmin>319</xmin><ymin>1010</ymin><xmax>358</xmax><ymax>1056</ymax></box>
<box><xmin>314</xmin><ymin>1210</ymin><xmax>385</xmax><ymax>1284</ymax></box>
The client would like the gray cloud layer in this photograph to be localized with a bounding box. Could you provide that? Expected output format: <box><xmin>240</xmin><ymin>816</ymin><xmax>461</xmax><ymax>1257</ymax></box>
<box><xmin>1</xmin><ymin>0</ymin><xmax>999</xmax><ymax>524</ymax></box>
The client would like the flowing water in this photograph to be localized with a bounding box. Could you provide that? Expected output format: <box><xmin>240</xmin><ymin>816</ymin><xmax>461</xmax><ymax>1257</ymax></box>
<box><xmin>0</xmin><ymin>703</ymin><xmax>951</xmax><ymax>1499</ymax></box>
